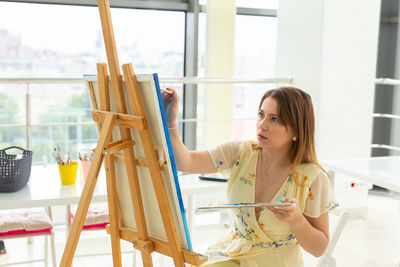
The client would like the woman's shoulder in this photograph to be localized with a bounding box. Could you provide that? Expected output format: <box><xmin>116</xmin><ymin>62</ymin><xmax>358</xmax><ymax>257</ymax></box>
<box><xmin>231</xmin><ymin>141</ymin><xmax>259</xmax><ymax>162</ymax></box>
<box><xmin>296</xmin><ymin>163</ymin><xmax>326</xmax><ymax>181</ymax></box>
<box><xmin>242</xmin><ymin>140</ymin><xmax>260</xmax><ymax>151</ymax></box>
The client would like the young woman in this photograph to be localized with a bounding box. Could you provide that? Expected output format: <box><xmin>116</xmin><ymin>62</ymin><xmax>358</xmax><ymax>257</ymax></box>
<box><xmin>162</xmin><ymin>87</ymin><xmax>338</xmax><ymax>267</ymax></box>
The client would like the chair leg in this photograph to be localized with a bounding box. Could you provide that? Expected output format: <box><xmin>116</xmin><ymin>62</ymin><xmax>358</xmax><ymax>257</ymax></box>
<box><xmin>66</xmin><ymin>205</ymin><xmax>72</xmax><ymax>239</ymax></box>
<box><xmin>50</xmin><ymin>232</ymin><xmax>57</xmax><ymax>267</ymax></box>
<box><xmin>45</xmin><ymin>235</ymin><xmax>49</xmax><ymax>267</ymax></box>
<box><xmin>319</xmin><ymin>255</ymin><xmax>336</xmax><ymax>267</ymax></box>
<box><xmin>316</xmin><ymin>211</ymin><xmax>349</xmax><ymax>267</ymax></box>
<box><xmin>132</xmin><ymin>249</ymin><xmax>137</xmax><ymax>267</ymax></box>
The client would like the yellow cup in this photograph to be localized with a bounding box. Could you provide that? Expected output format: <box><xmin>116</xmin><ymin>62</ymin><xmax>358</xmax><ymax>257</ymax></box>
<box><xmin>58</xmin><ymin>161</ymin><xmax>79</xmax><ymax>185</ymax></box>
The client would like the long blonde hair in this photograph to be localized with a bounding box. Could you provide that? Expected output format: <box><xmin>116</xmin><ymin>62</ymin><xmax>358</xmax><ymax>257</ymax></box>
<box><xmin>258</xmin><ymin>87</ymin><xmax>328</xmax><ymax>183</ymax></box>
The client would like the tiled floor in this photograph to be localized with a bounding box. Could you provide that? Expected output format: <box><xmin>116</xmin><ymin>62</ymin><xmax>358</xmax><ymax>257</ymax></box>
<box><xmin>0</xmin><ymin>193</ymin><xmax>399</xmax><ymax>267</ymax></box>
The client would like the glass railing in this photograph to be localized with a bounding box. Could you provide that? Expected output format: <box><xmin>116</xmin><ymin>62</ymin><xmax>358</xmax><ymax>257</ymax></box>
<box><xmin>0</xmin><ymin>76</ymin><xmax>292</xmax><ymax>163</ymax></box>
<box><xmin>0</xmin><ymin>77</ymin><xmax>95</xmax><ymax>164</ymax></box>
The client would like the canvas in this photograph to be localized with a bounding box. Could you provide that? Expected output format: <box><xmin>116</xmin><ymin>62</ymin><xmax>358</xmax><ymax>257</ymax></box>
<box><xmin>86</xmin><ymin>73</ymin><xmax>191</xmax><ymax>251</ymax></box>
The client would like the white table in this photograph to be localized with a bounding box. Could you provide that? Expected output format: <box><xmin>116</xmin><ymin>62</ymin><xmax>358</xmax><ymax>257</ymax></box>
<box><xmin>0</xmin><ymin>165</ymin><xmax>227</xmax><ymax>237</ymax></box>
<box><xmin>321</xmin><ymin>156</ymin><xmax>400</xmax><ymax>193</ymax></box>
<box><xmin>321</xmin><ymin>156</ymin><xmax>400</xmax><ymax>218</ymax></box>
<box><xmin>0</xmin><ymin>165</ymin><xmax>107</xmax><ymax>210</ymax></box>
<box><xmin>178</xmin><ymin>174</ymin><xmax>227</xmax><ymax>236</ymax></box>
<box><xmin>322</xmin><ymin>156</ymin><xmax>400</xmax><ymax>266</ymax></box>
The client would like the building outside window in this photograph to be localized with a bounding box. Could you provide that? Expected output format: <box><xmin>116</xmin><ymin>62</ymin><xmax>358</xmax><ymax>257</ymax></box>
<box><xmin>0</xmin><ymin>1</ymin><xmax>278</xmax><ymax>161</ymax></box>
<box><xmin>0</xmin><ymin>2</ymin><xmax>185</xmax><ymax>162</ymax></box>
<box><xmin>196</xmin><ymin>13</ymin><xmax>278</xmax><ymax>149</ymax></box>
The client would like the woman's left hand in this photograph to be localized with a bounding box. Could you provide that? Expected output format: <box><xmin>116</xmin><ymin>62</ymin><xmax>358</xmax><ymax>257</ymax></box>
<box><xmin>266</xmin><ymin>197</ymin><xmax>304</xmax><ymax>226</ymax></box>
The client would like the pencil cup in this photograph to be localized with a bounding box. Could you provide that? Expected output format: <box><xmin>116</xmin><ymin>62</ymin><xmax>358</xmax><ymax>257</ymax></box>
<box><xmin>81</xmin><ymin>160</ymin><xmax>92</xmax><ymax>181</ymax></box>
<box><xmin>58</xmin><ymin>162</ymin><xmax>78</xmax><ymax>185</ymax></box>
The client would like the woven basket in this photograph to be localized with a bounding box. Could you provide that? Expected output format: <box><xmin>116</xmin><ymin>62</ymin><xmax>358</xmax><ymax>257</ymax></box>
<box><xmin>0</xmin><ymin>146</ymin><xmax>33</xmax><ymax>192</ymax></box>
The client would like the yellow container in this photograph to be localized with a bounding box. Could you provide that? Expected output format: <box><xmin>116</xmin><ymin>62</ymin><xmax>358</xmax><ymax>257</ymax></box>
<box><xmin>58</xmin><ymin>161</ymin><xmax>79</xmax><ymax>185</ymax></box>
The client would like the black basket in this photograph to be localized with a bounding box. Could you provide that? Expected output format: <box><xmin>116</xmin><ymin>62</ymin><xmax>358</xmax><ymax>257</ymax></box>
<box><xmin>0</xmin><ymin>146</ymin><xmax>33</xmax><ymax>192</ymax></box>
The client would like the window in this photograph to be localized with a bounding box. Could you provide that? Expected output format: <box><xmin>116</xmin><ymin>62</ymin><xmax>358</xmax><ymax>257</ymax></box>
<box><xmin>196</xmin><ymin>13</ymin><xmax>278</xmax><ymax>149</ymax></box>
<box><xmin>199</xmin><ymin>0</ymin><xmax>278</xmax><ymax>9</ymax></box>
<box><xmin>0</xmin><ymin>2</ymin><xmax>185</xmax><ymax>162</ymax></box>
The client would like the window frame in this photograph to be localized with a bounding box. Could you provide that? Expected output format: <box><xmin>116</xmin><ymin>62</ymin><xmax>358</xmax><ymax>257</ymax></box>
<box><xmin>1</xmin><ymin>0</ymin><xmax>277</xmax><ymax>151</ymax></box>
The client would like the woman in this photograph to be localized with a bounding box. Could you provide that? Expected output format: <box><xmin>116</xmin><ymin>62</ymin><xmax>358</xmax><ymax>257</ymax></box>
<box><xmin>162</xmin><ymin>87</ymin><xmax>338</xmax><ymax>267</ymax></box>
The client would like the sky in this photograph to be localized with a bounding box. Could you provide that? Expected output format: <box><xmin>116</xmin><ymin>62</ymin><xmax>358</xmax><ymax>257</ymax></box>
<box><xmin>0</xmin><ymin>2</ymin><xmax>184</xmax><ymax>54</ymax></box>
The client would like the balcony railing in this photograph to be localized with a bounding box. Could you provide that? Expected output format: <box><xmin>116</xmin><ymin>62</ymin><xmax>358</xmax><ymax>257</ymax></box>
<box><xmin>2</xmin><ymin>76</ymin><xmax>398</xmax><ymax>162</ymax></box>
<box><xmin>0</xmin><ymin>76</ymin><xmax>292</xmax><ymax>163</ymax></box>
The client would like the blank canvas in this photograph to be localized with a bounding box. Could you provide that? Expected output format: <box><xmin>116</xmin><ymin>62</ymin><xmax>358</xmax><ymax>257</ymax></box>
<box><xmin>86</xmin><ymin>73</ymin><xmax>191</xmax><ymax>251</ymax></box>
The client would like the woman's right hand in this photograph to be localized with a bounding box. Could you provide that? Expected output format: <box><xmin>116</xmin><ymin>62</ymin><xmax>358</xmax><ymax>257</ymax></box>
<box><xmin>161</xmin><ymin>87</ymin><xmax>217</xmax><ymax>174</ymax></box>
<box><xmin>162</xmin><ymin>88</ymin><xmax>179</xmax><ymax>128</ymax></box>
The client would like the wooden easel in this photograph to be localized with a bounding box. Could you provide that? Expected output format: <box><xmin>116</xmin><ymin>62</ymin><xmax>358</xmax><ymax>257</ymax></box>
<box><xmin>59</xmin><ymin>0</ymin><xmax>207</xmax><ymax>266</ymax></box>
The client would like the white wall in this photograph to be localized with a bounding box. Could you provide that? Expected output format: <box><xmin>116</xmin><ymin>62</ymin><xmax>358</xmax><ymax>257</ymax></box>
<box><xmin>277</xmin><ymin>0</ymin><xmax>381</xmax><ymax>160</ymax></box>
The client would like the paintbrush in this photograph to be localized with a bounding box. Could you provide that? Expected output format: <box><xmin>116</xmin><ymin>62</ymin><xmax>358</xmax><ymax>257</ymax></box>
<box><xmin>161</xmin><ymin>88</ymin><xmax>174</xmax><ymax>94</ymax></box>
<box><xmin>198</xmin><ymin>202</ymin><xmax>293</xmax><ymax>210</ymax></box>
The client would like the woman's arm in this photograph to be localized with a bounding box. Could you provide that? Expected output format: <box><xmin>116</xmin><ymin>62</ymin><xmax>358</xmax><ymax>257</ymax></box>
<box><xmin>290</xmin><ymin>212</ymin><xmax>329</xmax><ymax>257</ymax></box>
<box><xmin>266</xmin><ymin>198</ymin><xmax>329</xmax><ymax>257</ymax></box>
<box><xmin>168</xmin><ymin>126</ymin><xmax>217</xmax><ymax>173</ymax></box>
<box><xmin>163</xmin><ymin>90</ymin><xmax>217</xmax><ymax>174</ymax></box>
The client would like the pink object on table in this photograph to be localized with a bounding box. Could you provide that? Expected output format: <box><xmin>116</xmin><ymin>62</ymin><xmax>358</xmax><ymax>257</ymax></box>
<box><xmin>81</xmin><ymin>160</ymin><xmax>92</xmax><ymax>180</ymax></box>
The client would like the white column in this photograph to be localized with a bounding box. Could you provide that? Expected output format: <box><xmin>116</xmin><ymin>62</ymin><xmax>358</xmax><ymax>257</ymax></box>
<box><xmin>204</xmin><ymin>0</ymin><xmax>236</xmax><ymax>149</ymax></box>
<box><xmin>277</xmin><ymin>0</ymin><xmax>381</xmax><ymax>159</ymax></box>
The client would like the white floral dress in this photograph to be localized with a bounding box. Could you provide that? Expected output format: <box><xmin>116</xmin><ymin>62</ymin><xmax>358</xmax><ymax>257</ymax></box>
<box><xmin>199</xmin><ymin>141</ymin><xmax>338</xmax><ymax>267</ymax></box>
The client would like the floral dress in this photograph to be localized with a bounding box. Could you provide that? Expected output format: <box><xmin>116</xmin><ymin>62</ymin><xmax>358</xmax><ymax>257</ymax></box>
<box><xmin>199</xmin><ymin>141</ymin><xmax>338</xmax><ymax>267</ymax></box>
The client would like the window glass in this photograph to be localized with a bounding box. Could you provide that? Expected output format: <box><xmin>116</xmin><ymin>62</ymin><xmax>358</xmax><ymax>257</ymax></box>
<box><xmin>0</xmin><ymin>85</ymin><xmax>26</xmax><ymax>125</ymax></box>
<box><xmin>29</xmin><ymin>83</ymin><xmax>93</xmax><ymax>124</ymax></box>
<box><xmin>0</xmin><ymin>2</ymin><xmax>185</xmax><ymax>162</ymax></box>
<box><xmin>197</xmin><ymin>14</ymin><xmax>277</xmax><ymax>149</ymax></box>
<box><xmin>0</xmin><ymin>2</ymin><xmax>184</xmax><ymax>77</ymax></box>
<box><xmin>199</xmin><ymin>0</ymin><xmax>278</xmax><ymax>9</ymax></box>
<box><xmin>0</xmin><ymin>85</ymin><xmax>26</xmax><ymax>148</ymax></box>
<box><xmin>234</xmin><ymin>15</ymin><xmax>277</xmax><ymax>77</ymax></box>
<box><xmin>0</xmin><ymin>127</ymin><xmax>26</xmax><ymax>149</ymax></box>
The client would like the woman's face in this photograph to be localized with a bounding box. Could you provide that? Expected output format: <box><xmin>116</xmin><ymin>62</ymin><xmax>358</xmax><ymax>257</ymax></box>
<box><xmin>256</xmin><ymin>97</ymin><xmax>294</xmax><ymax>151</ymax></box>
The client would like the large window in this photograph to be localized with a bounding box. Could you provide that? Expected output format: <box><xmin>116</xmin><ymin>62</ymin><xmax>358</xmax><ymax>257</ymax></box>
<box><xmin>196</xmin><ymin>13</ymin><xmax>278</xmax><ymax>149</ymax></box>
<box><xmin>0</xmin><ymin>2</ymin><xmax>185</xmax><ymax>162</ymax></box>
<box><xmin>199</xmin><ymin>0</ymin><xmax>278</xmax><ymax>9</ymax></box>
<box><xmin>0</xmin><ymin>1</ymin><xmax>279</xmax><ymax>160</ymax></box>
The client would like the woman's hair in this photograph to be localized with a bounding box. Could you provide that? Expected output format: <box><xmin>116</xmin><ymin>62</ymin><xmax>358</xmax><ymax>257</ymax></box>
<box><xmin>258</xmin><ymin>87</ymin><xmax>328</xmax><ymax>182</ymax></box>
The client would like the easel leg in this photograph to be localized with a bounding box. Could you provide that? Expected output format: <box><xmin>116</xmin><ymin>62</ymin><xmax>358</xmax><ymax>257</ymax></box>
<box><xmin>105</xmin><ymin>155</ymin><xmax>122</xmax><ymax>266</ymax></box>
<box><xmin>97</xmin><ymin>62</ymin><xmax>123</xmax><ymax>267</ymax></box>
<box><xmin>60</xmin><ymin>114</ymin><xmax>116</xmax><ymax>267</ymax></box>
